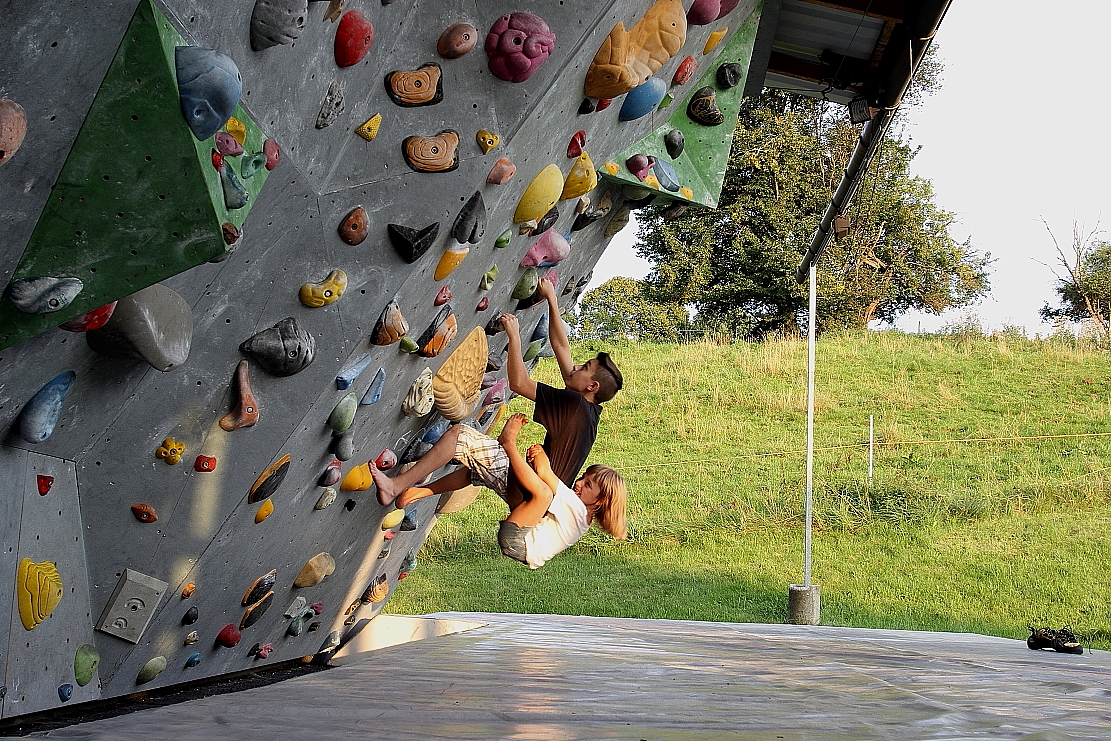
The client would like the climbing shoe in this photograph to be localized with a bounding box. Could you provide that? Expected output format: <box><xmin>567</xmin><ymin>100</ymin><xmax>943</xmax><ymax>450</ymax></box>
<box><xmin>1051</xmin><ymin>627</ymin><xmax>1084</xmax><ymax>655</ymax></box>
<box><xmin>1026</xmin><ymin>626</ymin><xmax>1054</xmax><ymax>651</ymax></box>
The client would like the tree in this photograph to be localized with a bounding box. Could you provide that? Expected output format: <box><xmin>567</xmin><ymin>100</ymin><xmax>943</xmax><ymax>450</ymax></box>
<box><xmin>575</xmin><ymin>276</ymin><xmax>689</xmax><ymax>341</ymax></box>
<box><xmin>634</xmin><ymin>89</ymin><xmax>991</xmax><ymax>339</ymax></box>
<box><xmin>1039</xmin><ymin>220</ymin><xmax>1111</xmax><ymax>336</ymax></box>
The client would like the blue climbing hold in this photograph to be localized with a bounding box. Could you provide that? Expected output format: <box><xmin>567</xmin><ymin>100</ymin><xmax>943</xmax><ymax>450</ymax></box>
<box><xmin>531</xmin><ymin>313</ymin><xmax>549</xmax><ymax>342</ymax></box>
<box><xmin>176</xmin><ymin>46</ymin><xmax>243</xmax><ymax>141</ymax></box>
<box><xmin>619</xmin><ymin>77</ymin><xmax>667</xmax><ymax>121</ymax></box>
<box><xmin>360</xmin><ymin>367</ymin><xmax>386</xmax><ymax>405</ymax></box>
<box><xmin>422</xmin><ymin>418</ymin><xmax>450</xmax><ymax>444</ymax></box>
<box><xmin>337</xmin><ymin>352</ymin><xmax>374</xmax><ymax>390</ymax></box>
<box><xmin>58</xmin><ymin>684</ymin><xmax>73</xmax><ymax>702</ymax></box>
<box><xmin>653</xmin><ymin>158</ymin><xmax>680</xmax><ymax>192</ymax></box>
<box><xmin>19</xmin><ymin>371</ymin><xmax>76</xmax><ymax>444</ymax></box>
<box><xmin>220</xmin><ymin>161</ymin><xmax>248</xmax><ymax>209</ymax></box>
<box><xmin>185</xmin><ymin>652</ymin><xmax>201</xmax><ymax>668</ymax></box>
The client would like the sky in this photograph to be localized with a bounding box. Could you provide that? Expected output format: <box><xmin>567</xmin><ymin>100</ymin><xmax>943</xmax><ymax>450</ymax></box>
<box><xmin>587</xmin><ymin>1</ymin><xmax>1111</xmax><ymax>337</ymax></box>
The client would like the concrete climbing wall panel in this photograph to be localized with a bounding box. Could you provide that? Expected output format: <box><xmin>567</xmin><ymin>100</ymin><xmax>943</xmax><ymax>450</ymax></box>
<box><xmin>0</xmin><ymin>0</ymin><xmax>761</xmax><ymax>717</ymax></box>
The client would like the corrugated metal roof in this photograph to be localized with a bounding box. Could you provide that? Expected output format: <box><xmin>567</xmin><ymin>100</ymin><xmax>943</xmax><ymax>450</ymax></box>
<box><xmin>774</xmin><ymin>0</ymin><xmax>885</xmax><ymax>61</ymax></box>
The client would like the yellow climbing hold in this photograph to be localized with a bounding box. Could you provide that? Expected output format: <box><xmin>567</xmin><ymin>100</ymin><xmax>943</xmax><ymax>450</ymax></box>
<box><xmin>254</xmin><ymin>499</ymin><xmax>274</xmax><ymax>523</ymax></box>
<box><xmin>17</xmin><ymin>558</ymin><xmax>63</xmax><ymax>631</ymax></box>
<box><xmin>340</xmin><ymin>463</ymin><xmax>373</xmax><ymax>492</ymax></box>
<box><xmin>560</xmin><ymin>152</ymin><xmax>598</xmax><ymax>201</ymax></box>
<box><xmin>355</xmin><ymin>113</ymin><xmax>383</xmax><ymax>142</ymax></box>
<box><xmin>155</xmin><ymin>437</ymin><xmax>185</xmax><ymax>465</ymax></box>
<box><xmin>704</xmin><ymin>27</ymin><xmax>728</xmax><ymax>55</ymax></box>
<box><xmin>513</xmin><ymin>164</ymin><xmax>564</xmax><ymax>223</ymax></box>
<box><xmin>299</xmin><ymin>269</ymin><xmax>348</xmax><ymax>308</ymax></box>
<box><xmin>680</xmin><ymin>186</ymin><xmax>694</xmax><ymax>200</ymax></box>
<box><xmin>475</xmin><ymin>129</ymin><xmax>499</xmax><ymax>154</ymax></box>
<box><xmin>434</xmin><ymin>247</ymin><xmax>470</xmax><ymax>281</ymax></box>
<box><xmin>226</xmin><ymin>117</ymin><xmax>247</xmax><ymax>145</ymax></box>
<box><xmin>603</xmin><ymin>161</ymin><xmax>620</xmax><ymax>175</ymax></box>
<box><xmin>381</xmin><ymin>508</ymin><xmax>405</xmax><ymax>530</ymax></box>
<box><xmin>643</xmin><ymin>173</ymin><xmax>661</xmax><ymax>190</ymax></box>
<box><xmin>433</xmin><ymin>326</ymin><xmax>488</xmax><ymax>421</ymax></box>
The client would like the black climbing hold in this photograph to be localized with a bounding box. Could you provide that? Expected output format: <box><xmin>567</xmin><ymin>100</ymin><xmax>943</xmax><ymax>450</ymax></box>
<box><xmin>664</xmin><ymin>129</ymin><xmax>685</xmax><ymax>159</ymax></box>
<box><xmin>240</xmin><ymin>317</ymin><xmax>315</xmax><ymax>376</ymax></box>
<box><xmin>183</xmin><ymin>605</ymin><xmax>199</xmax><ymax>625</ymax></box>
<box><xmin>387</xmin><ymin>222</ymin><xmax>440</xmax><ymax>263</ymax></box>
<box><xmin>451</xmin><ymin>191</ymin><xmax>486</xmax><ymax>244</ymax></box>
<box><xmin>716</xmin><ymin>62</ymin><xmax>744</xmax><ymax>89</ymax></box>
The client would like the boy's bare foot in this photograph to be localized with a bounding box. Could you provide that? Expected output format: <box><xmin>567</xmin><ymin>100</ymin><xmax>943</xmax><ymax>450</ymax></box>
<box><xmin>498</xmin><ymin>413</ymin><xmax>528</xmax><ymax>446</ymax></box>
<box><xmin>396</xmin><ymin>486</ymin><xmax>435</xmax><ymax>509</ymax></box>
<box><xmin>369</xmin><ymin>464</ymin><xmax>399</xmax><ymax>507</ymax></box>
<box><xmin>526</xmin><ymin>444</ymin><xmax>554</xmax><ymax>477</ymax></box>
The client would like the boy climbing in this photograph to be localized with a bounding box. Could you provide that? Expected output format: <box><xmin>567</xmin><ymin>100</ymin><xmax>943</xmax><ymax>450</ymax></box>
<box><xmin>371</xmin><ymin>277</ymin><xmax>622</xmax><ymax>510</ymax></box>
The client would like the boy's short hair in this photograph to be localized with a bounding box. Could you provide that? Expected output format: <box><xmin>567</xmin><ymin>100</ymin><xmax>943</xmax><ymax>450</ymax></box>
<box><xmin>591</xmin><ymin>352</ymin><xmax>623</xmax><ymax>402</ymax></box>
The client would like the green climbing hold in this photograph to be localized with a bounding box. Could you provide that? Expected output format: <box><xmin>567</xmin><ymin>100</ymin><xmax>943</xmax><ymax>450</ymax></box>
<box><xmin>328</xmin><ymin>393</ymin><xmax>358</xmax><ymax>433</ymax></box>
<box><xmin>512</xmin><ymin>268</ymin><xmax>539</xmax><ymax>299</ymax></box>
<box><xmin>74</xmin><ymin>644</ymin><xmax>100</xmax><ymax>687</ymax></box>
<box><xmin>399</xmin><ymin>336</ymin><xmax>419</xmax><ymax>353</ymax></box>
<box><xmin>136</xmin><ymin>655</ymin><xmax>167</xmax><ymax>685</ymax></box>
<box><xmin>495</xmin><ymin>229</ymin><xmax>512</xmax><ymax>248</ymax></box>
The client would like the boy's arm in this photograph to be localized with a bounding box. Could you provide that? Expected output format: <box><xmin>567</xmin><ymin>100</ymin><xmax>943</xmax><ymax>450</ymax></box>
<box><xmin>538</xmin><ymin>279</ymin><xmax>574</xmax><ymax>383</ymax></box>
<box><xmin>501</xmin><ymin>313</ymin><xmax>537</xmax><ymax>401</ymax></box>
<box><xmin>498</xmin><ymin>414</ymin><xmax>550</xmax><ymax>498</ymax></box>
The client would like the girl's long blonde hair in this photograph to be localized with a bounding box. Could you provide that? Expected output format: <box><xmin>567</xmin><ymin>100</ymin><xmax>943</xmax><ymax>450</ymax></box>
<box><xmin>584</xmin><ymin>464</ymin><xmax>627</xmax><ymax>540</ymax></box>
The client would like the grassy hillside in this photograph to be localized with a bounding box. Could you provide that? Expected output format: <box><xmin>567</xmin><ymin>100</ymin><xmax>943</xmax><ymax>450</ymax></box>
<box><xmin>387</xmin><ymin>330</ymin><xmax>1111</xmax><ymax>649</ymax></box>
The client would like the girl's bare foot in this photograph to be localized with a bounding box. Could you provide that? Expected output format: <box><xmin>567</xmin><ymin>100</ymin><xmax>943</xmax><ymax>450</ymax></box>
<box><xmin>369</xmin><ymin>465</ymin><xmax>399</xmax><ymax>507</ymax></box>
<box><xmin>396</xmin><ymin>486</ymin><xmax>435</xmax><ymax>509</ymax></box>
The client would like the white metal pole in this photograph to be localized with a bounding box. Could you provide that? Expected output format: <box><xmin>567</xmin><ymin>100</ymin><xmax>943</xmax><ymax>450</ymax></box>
<box><xmin>868</xmin><ymin>414</ymin><xmax>874</xmax><ymax>485</ymax></box>
<box><xmin>804</xmin><ymin>263</ymin><xmax>816</xmax><ymax>587</ymax></box>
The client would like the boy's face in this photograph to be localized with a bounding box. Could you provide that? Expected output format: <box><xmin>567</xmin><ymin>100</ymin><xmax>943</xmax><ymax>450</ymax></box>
<box><xmin>566</xmin><ymin>358</ymin><xmax>598</xmax><ymax>394</ymax></box>
<box><xmin>574</xmin><ymin>473</ymin><xmax>601</xmax><ymax>506</ymax></box>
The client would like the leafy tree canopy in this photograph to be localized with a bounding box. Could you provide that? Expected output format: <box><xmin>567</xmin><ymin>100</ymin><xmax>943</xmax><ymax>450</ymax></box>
<box><xmin>1039</xmin><ymin>222</ymin><xmax>1111</xmax><ymax>334</ymax></box>
<box><xmin>574</xmin><ymin>276</ymin><xmax>690</xmax><ymax>341</ymax></box>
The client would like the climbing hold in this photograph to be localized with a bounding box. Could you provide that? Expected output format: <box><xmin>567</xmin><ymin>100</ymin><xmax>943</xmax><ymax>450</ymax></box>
<box><xmin>247</xmin><ymin>455</ymin><xmax>290</xmax><ymax>506</ymax></box>
<box><xmin>687</xmin><ymin>85</ymin><xmax>725</xmax><ymax>127</ymax></box>
<box><xmin>182</xmin><ymin>605</ymin><xmax>199</xmax><ymax>625</ymax></box>
<box><xmin>435</xmin><ymin>285</ymin><xmax>452</xmax><ymax>306</ymax></box>
<box><xmin>654</xmin><ymin>159</ymin><xmax>680</xmax><ymax>191</ymax></box>
<box><xmin>664</xmin><ymin>129</ymin><xmax>685</xmax><ymax>158</ymax></box>
<box><xmin>486</xmin><ymin>157</ymin><xmax>516</xmax><ymax>184</ymax></box>
<box><xmin>340</xmin><ymin>462</ymin><xmax>372</xmax><ymax>491</ymax></box>
<box><xmin>264</xmin><ymin>138</ymin><xmax>280</xmax><ymax>169</ymax></box>
<box><xmin>432</xmin><ymin>326</ymin><xmax>487</xmax><ymax>421</ymax></box>
<box><xmin>220</xmin><ymin>159</ymin><xmax>249</xmax><ymax>209</ymax></box>
<box><xmin>475</xmin><ymin>129</ymin><xmax>499</xmax><ymax>154</ymax></box>
<box><xmin>387</xmin><ymin>222</ymin><xmax>439</xmax><ymax>263</ymax></box>
<box><xmin>339</xmin><ymin>206</ymin><xmax>369</xmax><ymax>245</ymax></box>
<box><xmin>243</xmin><ymin>571</ymin><xmax>277</xmax><ymax>607</ymax></box>
<box><xmin>485</xmin><ymin>314</ymin><xmax>506</xmax><ymax>336</ymax></box>
<box><xmin>514</xmin><ymin>164</ymin><xmax>564</xmax><ymax>223</ymax></box>
<box><xmin>360</xmin><ymin>573</ymin><xmax>389</xmax><ymax>604</ymax></box>
<box><xmin>626</xmin><ymin>153</ymin><xmax>655</xmax><ymax>180</ymax></box>
<box><xmin>322</xmin><ymin>0</ymin><xmax>343</xmax><ymax>22</ymax></box>
<box><xmin>381</xmin><ymin>508</ymin><xmax>405</xmax><ymax>530</ymax></box>
<box><xmin>520</xmin><ymin>229</ymin><xmax>570</xmax><ymax>267</ymax></box>
<box><xmin>240</xmin><ymin>592</ymin><xmax>273</xmax><ymax>628</ymax></box>
<box><xmin>131</xmin><ymin>503</ymin><xmax>158</xmax><ymax>523</ymax></box>
<box><xmin>155</xmin><ymin>437</ymin><xmax>186</xmax><ymax>465</ymax></box>
<box><xmin>480</xmin><ymin>265</ymin><xmax>499</xmax><ymax>290</ymax></box>
<box><xmin>595</xmin><ymin>98</ymin><xmax>614</xmax><ymax>112</ymax></box>
<box><xmin>523</xmin><ymin>339</ymin><xmax>545</xmax><ymax>362</ymax></box>
<box><xmin>563</xmin><ymin>277</ymin><xmax>576</xmax><ymax>295</ymax></box>
<box><xmin>59</xmin><ymin>302</ymin><xmax>117</xmax><ymax>332</ymax></box>
<box><xmin>534</xmin><ymin>205</ymin><xmax>560</xmax><ymax>235</ymax></box>
<box><xmin>215</xmin><ymin>623</ymin><xmax>241</xmax><ymax>648</ymax></box>
<box><xmin>335</xmin><ymin>9</ymin><xmax>374</xmax><ymax>67</ymax></box>
<box><xmin>185</xmin><ymin>653</ymin><xmax>201</xmax><ymax>668</ymax></box>
<box><xmin>583</xmin><ymin>0</ymin><xmax>686</xmax><ymax>99</ymax></box>
<box><xmin>520</xmin><ymin>220</ymin><xmax>539</xmax><ymax>236</ymax></box>
<box><xmin>485</xmin><ymin>12</ymin><xmax>555</xmax><ymax>82</ymax></box>
<box><xmin>417</xmin><ymin>305</ymin><xmax>458</xmax><ymax>358</ymax></box>
<box><xmin>86</xmin><ymin>283</ymin><xmax>193</xmax><ymax>371</ymax></box>
<box><xmin>452</xmin><ymin>191</ymin><xmax>487</xmax><ymax>244</ymax></box>
<box><xmin>605</xmin><ymin>206</ymin><xmax>632</xmax><ymax>237</ymax></box>
<box><xmin>336</xmin><ymin>352</ymin><xmax>374</xmax><ymax>390</ymax></box>
<box><xmin>688</xmin><ymin>0</ymin><xmax>740</xmax><ymax>25</ymax></box>
<box><xmin>679</xmin><ymin>186</ymin><xmax>694</xmax><ymax>200</ymax></box>
<box><xmin>315</xmin><ymin>487</ymin><xmax>337</xmax><ymax>510</ymax></box>
<box><xmin>36</xmin><ymin>475</ymin><xmax>53</xmax><ymax>496</ymax></box>
<box><xmin>434</xmin><ymin>247</ymin><xmax>470</xmax><ymax>281</ymax></box>
<box><xmin>375</xmin><ymin>448</ymin><xmax>397</xmax><ymax>470</ymax></box>
<box><xmin>717</xmin><ymin>62</ymin><xmax>744</xmax><ymax>88</ymax></box>
<box><xmin>567</xmin><ymin>130</ymin><xmax>586</xmax><ymax>158</ymax></box>
<box><xmin>0</xmin><ymin>98</ymin><xmax>27</xmax><ymax>167</ymax></box>
<box><xmin>328</xmin><ymin>393</ymin><xmax>358</xmax><ymax>434</ymax></box>
<box><xmin>399</xmin><ymin>549</ymin><xmax>417</xmax><ymax>577</ymax></box>
<box><xmin>221</xmin><ymin>222</ymin><xmax>241</xmax><ymax>246</ymax></box>
<box><xmin>482</xmin><ymin>377</ymin><xmax>508</xmax><ymax>406</ymax></box>
<box><xmin>240</xmin><ymin>317</ymin><xmax>315</xmax><ymax>376</ymax></box>
<box><xmin>476</xmin><ymin>296</ymin><xmax>490</xmax><ymax>311</ymax></box>
<box><xmin>294</xmin><ymin>552</ymin><xmax>335</xmax><ymax>587</ymax></box>
<box><xmin>211</xmin><ymin>149</ymin><xmax>225</xmax><ymax>172</ymax></box>
<box><xmin>240</xmin><ymin>152</ymin><xmax>267</xmax><ymax>178</ymax></box>
<box><xmin>619</xmin><ymin>77</ymin><xmax>667</xmax><ymax>121</ymax></box>
<box><xmin>176</xmin><ymin>46</ymin><xmax>242</xmax><ymax>141</ymax></box>
<box><xmin>703</xmin><ymin>27</ymin><xmax>728</xmax><ymax>54</ymax></box>
<box><xmin>136</xmin><ymin>656</ymin><xmax>167</xmax><ymax>685</ymax></box>
<box><xmin>602</xmin><ymin>161</ymin><xmax>620</xmax><ymax>175</ymax></box>
<box><xmin>255</xmin><ymin>643</ymin><xmax>274</xmax><ymax>659</ymax></box>
<box><xmin>18</xmin><ymin>371</ymin><xmax>76</xmax><ymax>444</ymax></box>
<box><xmin>316</xmin><ymin>80</ymin><xmax>345</xmax><ymax>128</ymax></box>
<box><xmin>7</xmin><ymin>276</ymin><xmax>83</xmax><ymax>315</ymax></box>
<box><xmin>672</xmin><ymin>55</ymin><xmax>697</xmax><ymax>85</ymax></box>
<box><xmin>513</xmin><ymin>268</ymin><xmax>540</xmax><ymax>299</ymax></box>
<box><xmin>403</xmin><ymin>368</ymin><xmax>435</xmax><ymax>417</ymax></box>
<box><xmin>361</xmin><ymin>367</ymin><xmax>386</xmax><ymax>404</ymax></box>
<box><xmin>74</xmin><ymin>645</ymin><xmax>99</xmax><ymax>687</ymax></box>
<box><xmin>300</xmin><ymin>269</ymin><xmax>348</xmax><ymax>309</ymax></box>
<box><xmin>578</xmin><ymin>98</ymin><xmax>596</xmax><ymax>115</ymax></box>
<box><xmin>355</xmin><ymin>113</ymin><xmax>382</xmax><ymax>141</ymax></box>
<box><xmin>219</xmin><ymin>360</ymin><xmax>259</xmax><ymax>432</ymax></box>
<box><xmin>402</xmin><ymin>130</ymin><xmax>459</xmax><ymax>172</ymax></box>
<box><xmin>659</xmin><ymin>93</ymin><xmax>674</xmax><ymax>108</ymax></box>
<box><xmin>226</xmin><ymin>117</ymin><xmax>247</xmax><ymax>144</ymax></box>
<box><xmin>439</xmin><ymin>22</ymin><xmax>478</xmax><ymax>58</ymax></box>
<box><xmin>385</xmin><ymin>64</ymin><xmax>443</xmax><ymax>106</ymax></box>
<box><xmin>531</xmin><ymin>313</ymin><xmax>550</xmax><ymax>342</ymax></box>
<box><xmin>182</xmin><ymin>582</ymin><xmax>197</xmax><ymax>599</ymax></box>
<box><xmin>254</xmin><ymin>499</ymin><xmax>275</xmax><ymax>523</ymax></box>
<box><xmin>284</xmin><ymin>596</ymin><xmax>307</xmax><ymax>618</ymax></box>
<box><xmin>17</xmin><ymin>558</ymin><xmax>63</xmax><ymax>630</ymax></box>
<box><xmin>377</xmin><ymin>546</ymin><xmax>391</xmax><ymax>560</ymax></box>
<box><xmin>399</xmin><ymin>336</ymin><xmax>419</xmax><ymax>353</ymax></box>
<box><xmin>495</xmin><ymin>228</ymin><xmax>513</xmax><ymax>248</ymax></box>
<box><xmin>482</xmin><ymin>372</ymin><xmax>497</xmax><ymax>389</ymax></box>
<box><xmin>400</xmin><ymin>511</ymin><xmax>418</xmax><ymax>531</ymax></box>
<box><xmin>661</xmin><ymin>202</ymin><xmax>688</xmax><ymax>219</ymax></box>
<box><xmin>319</xmin><ymin>459</ymin><xmax>343</xmax><ymax>487</ymax></box>
<box><xmin>215</xmin><ymin>131</ymin><xmax>243</xmax><ymax>156</ymax></box>
<box><xmin>184</xmin><ymin>631</ymin><xmax>199</xmax><ymax>645</ymax></box>
<box><xmin>194</xmin><ymin>455</ymin><xmax>218</xmax><ymax>474</ymax></box>
<box><xmin>250</xmin><ymin>0</ymin><xmax>307</xmax><ymax>50</ymax></box>
<box><xmin>560</xmin><ymin>152</ymin><xmax>597</xmax><ymax>200</ymax></box>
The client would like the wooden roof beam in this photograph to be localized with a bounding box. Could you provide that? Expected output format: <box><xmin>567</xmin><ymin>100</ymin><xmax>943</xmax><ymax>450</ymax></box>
<box><xmin>796</xmin><ymin>0</ymin><xmax>907</xmax><ymax>23</ymax></box>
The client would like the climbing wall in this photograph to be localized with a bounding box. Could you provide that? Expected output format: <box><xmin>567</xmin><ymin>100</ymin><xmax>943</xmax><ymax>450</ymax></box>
<box><xmin>0</xmin><ymin>0</ymin><xmax>761</xmax><ymax>717</ymax></box>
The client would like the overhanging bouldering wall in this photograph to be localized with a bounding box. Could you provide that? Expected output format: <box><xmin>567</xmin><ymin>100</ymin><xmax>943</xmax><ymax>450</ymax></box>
<box><xmin>0</xmin><ymin>0</ymin><xmax>760</xmax><ymax>718</ymax></box>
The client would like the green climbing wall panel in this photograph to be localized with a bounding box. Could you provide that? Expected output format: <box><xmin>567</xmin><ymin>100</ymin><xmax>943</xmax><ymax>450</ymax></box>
<box><xmin>603</xmin><ymin>3</ymin><xmax>762</xmax><ymax>209</ymax></box>
<box><xmin>0</xmin><ymin>0</ymin><xmax>270</xmax><ymax>350</ymax></box>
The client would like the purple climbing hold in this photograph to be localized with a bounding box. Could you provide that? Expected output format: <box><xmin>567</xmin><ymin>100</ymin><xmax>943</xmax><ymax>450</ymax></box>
<box><xmin>625</xmin><ymin>154</ymin><xmax>655</xmax><ymax>181</ymax></box>
<box><xmin>19</xmin><ymin>371</ymin><xmax>76</xmax><ymax>444</ymax></box>
<box><xmin>687</xmin><ymin>0</ymin><xmax>741</xmax><ymax>25</ymax></box>
<box><xmin>175</xmin><ymin>46</ymin><xmax>243</xmax><ymax>142</ymax></box>
<box><xmin>215</xmin><ymin>131</ymin><xmax>244</xmax><ymax>156</ymax></box>
<box><xmin>484</xmin><ymin>12</ymin><xmax>555</xmax><ymax>83</ymax></box>
<box><xmin>482</xmin><ymin>377</ymin><xmax>507</xmax><ymax>406</ymax></box>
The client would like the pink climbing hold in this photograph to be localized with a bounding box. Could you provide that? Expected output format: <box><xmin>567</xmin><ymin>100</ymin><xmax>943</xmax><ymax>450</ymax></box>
<box><xmin>215</xmin><ymin>132</ymin><xmax>243</xmax><ymax>156</ymax></box>
<box><xmin>687</xmin><ymin>0</ymin><xmax>741</xmax><ymax>25</ymax></box>
<box><xmin>482</xmin><ymin>377</ymin><xmax>508</xmax><ymax>406</ymax></box>
<box><xmin>626</xmin><ymin>154</ymin><xmax>655</xmax><ymax>181</ymax></box>
<box><xmin>519</xmin><ymin>229</ymin><xmax>570</xmax><ymax>268</ymax></box>
<box><xmin>434</xmin><ymin>284</ymin><xmax>452</xmax><ymax>306</ymax></box>
<box><xmin>263</xmin><ymin>139</ymin><xmax>280</xmax><ymax>170</ymax></box>
<box><xmin>256</xmin><ymin>643</ymin><xmax>273</xmax><ymax>659</ymax></box>
<box><xmin>567</xmin><ymin>130</ymin><xmax>586</xmax><ymax>158</ymax></box>
<box><xmin>484</xmin><ymin>12</ymin><xmax>555</xmax><ymax>83</ymax></box>
<box><xmin>335</xmin><ymin>9</ymin><xmax>374</xmax><ymax>67</ymax></box>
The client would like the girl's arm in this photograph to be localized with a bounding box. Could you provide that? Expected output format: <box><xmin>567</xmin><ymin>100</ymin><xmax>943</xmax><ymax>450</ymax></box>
<box><xmin>498</xmin><ymin>414</ymin><xmax>553</xmax><ymax>503</ymax></box>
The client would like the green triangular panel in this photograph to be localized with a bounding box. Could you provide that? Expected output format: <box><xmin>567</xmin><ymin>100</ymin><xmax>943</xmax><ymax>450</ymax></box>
<box><xmin>603</xmin><ymin>3</ymin><xmax>762</xmax><ymax>209</ymax></box>
<box><xmin>0</xmin><ymin>0</ymin><xmax>270</xmax><ymax>350</ymax></box>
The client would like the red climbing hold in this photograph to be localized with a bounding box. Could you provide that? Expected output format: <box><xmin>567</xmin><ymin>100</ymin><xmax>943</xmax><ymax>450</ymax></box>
<box><xmin>263</xmin><ymin>139</ymin><xmax>280</xmax><ymax>170</ymax></box>
<box><xmin>476</xmin><ymin>296</ymin><xmax>489</xmax><ymax>311</ymax></box>
<box><xmin>194</xmin><ymin>455</ymin><xmax>217</xmax><ymax>472</ymax></box>
<box><xmin>375</xmin><ymin>449</ymin><xmax>397</xmax><ymax>470</ymax></box>
<box><xmin>595</xmin><ymin>98</ymin><xmax>613</xmax><ymax>112</ymax></box>
<box><xmin>36</xmin><ymin>475</ymin><xmax>53</xmax><ymax>496</ymax></box>
<box><xmin>567</xmin><ymin>130</ymin><xmax>586</xmax><ymax>158</ymax></box>
<box><xmin>335</xmin><ymin>10</ymin><xmax>374</xmax><ymax>67</ymax></box>
<box><xmin>672</xmin><ymin>55</ymin><xmax>697</xmax><ymax>86</ymax></box>
<box><xmin>434</xmin><ymin>284</ymin><xmax>452</xmax><ymax>306</ymax></box>
<box><xmin>211</xmin><ymin>149</ymin><xmax>224</xmax><ymax>171</ymax></box>
<box><xmin>215</xmin><ymin>623</ymin><xmax>241</xmax><ymax>648</ymax></box>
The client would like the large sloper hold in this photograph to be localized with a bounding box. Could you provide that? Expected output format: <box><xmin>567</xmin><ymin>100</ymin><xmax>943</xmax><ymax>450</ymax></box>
<box><xmin>248</xmin><ymin>453</ymin><xmax>291</xmax><ymax>503</ymax></box>
<box><xmin>250</xmin><ymin>0</ymin><xmax>308</xmax><ymax>50</ymax></box>
<box><xmin>583</xmin><ymin>0</ymin><xmax>686</xmax><ymax>99</ymax></box>
<box><xmin>86</xmin><ymin>283</ymin><xmax>193</xmax><ymax>371</ymax></box>
<box><xmin>485</xmin><ymin>12</ymin><xmax>556</xmax><ymax>83</ymax></box>
<box><xmin>176</xmin><ymin>46</ymin><xmax>242</xmax><ymax>141</ymax></box>
<box><xmin>403</xmin><ymin>367</ymin><xmax>435</xmax><ymax>417</ymax></box>
<box><xmin>433</xmin><ymin>326</ymin><xmax>488</xmax><ymax>421</ymax></box>
<box><xmin>240</xmin><ymin>317</ymin><xmax>315</xmax><ymax>376</ymax></box>
<box><xmin>18</xmin><ymin>371</ymin><xmax>77</xmax><ymax>444</ymax></box>
<box><xmin>371</xmin><ymin>299</ymin><xmax>409</xmax><ymax>345</ymax></box>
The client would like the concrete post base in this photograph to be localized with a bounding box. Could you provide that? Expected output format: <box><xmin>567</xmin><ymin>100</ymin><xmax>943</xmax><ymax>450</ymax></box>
<box><xmin>788</xmin><ymin>584</ymin><xmax>821</xmax><ymax>625</ymax></box>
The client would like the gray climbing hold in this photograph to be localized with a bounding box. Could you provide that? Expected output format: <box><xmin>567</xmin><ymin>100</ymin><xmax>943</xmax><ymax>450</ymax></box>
<box><xmin>7</xmin><ymin>276</ymin><xmax>83</xmax><ymax>314</ymax></box>
<box><xmin>220</xmin><ymin>161</ymin><xmax>249</xmax><ymax>209</ymax></box>
<box><xmin>250</xmin><ymin>0</ymin><xmax>308</xmax><ymax>50</ymax></box>
<box><xmin>716</xmin><ymin>62</ymin><xmax>744</xmax><ymax>89</ymax></box>
<box><xmin>19</xmin><ymin>370</ymin><xmax>76</xmax><ymax>444</ymax></box>
<box><xmin>175</xmin><ymin>47</ymin><xmax>242</xmax><ymax>142</ymax></box>
<box><xmin>136</xmin><ymin>656</ymin><xmax>167</xmax><ymax>685</ymax></box>
<box><xmin>86</xmin><ymin>284</ymin><xmax>193</xmax><ymax>371</ymax></box>
<box><xmin>240</xmin><ymin>317</ymin><xmax>315</xmax><ymax>376</ymax></box>
<box><xmin>316</xmin><ymin>81</ymin><xmax>345</xmax><ymax>129</ymax></box>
